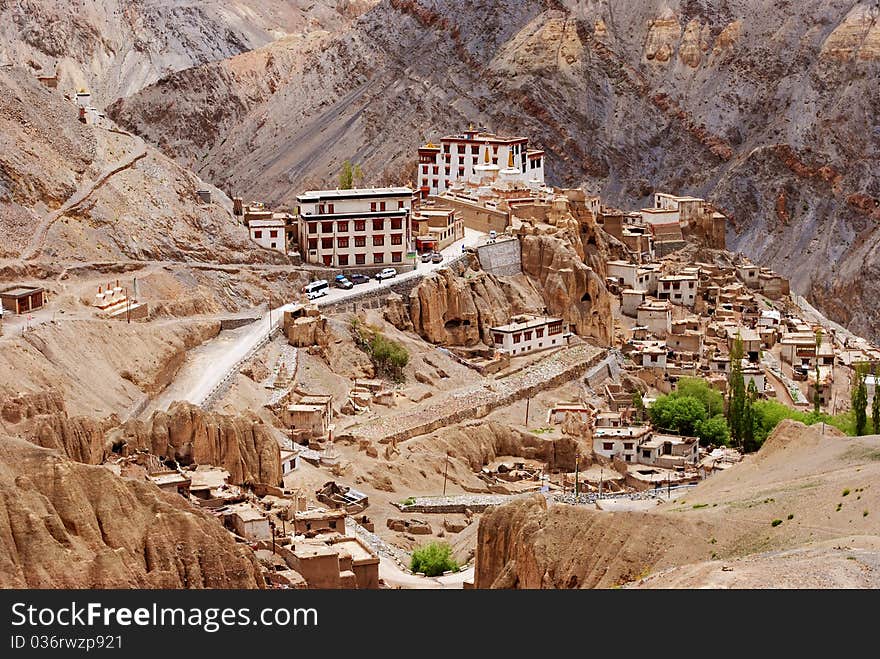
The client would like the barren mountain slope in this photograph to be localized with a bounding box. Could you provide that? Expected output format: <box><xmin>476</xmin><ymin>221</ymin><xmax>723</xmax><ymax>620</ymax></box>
<box><xmin>476</xmin><ymin>421</ymin><xmax>880</xmax><ymax>588</ymax></box>
<box><xmin>0</xmin><ymin>67</ymin><xmax>287</xmax><ymax>263</ymax></box>
<box><xmin>0</xmin><ymin>0</ymin><xmax>378</xmax><ymax>104</ymax></box>
<box><xmin>0</xmin><ymin>436</ymin><xmax>262</xmax><ymax>588</ymax></box>
<box><xmin>111</xmin><ymin>0</ymin><xmax>880</xmax><ymax>339</ymax></box>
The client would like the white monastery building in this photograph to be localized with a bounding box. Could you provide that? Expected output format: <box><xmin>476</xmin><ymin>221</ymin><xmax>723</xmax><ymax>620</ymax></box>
<box><xmin>417</xmin><ymin>127</ymin><xmax>545</xmax><ymax>197</ymax></box>
<box><xmin>490</xmin><ymin>315</ymin><xmax>565</xmax><ymax>356</ymax></box>
<box><xmin>296</xmin><ymin>187</ymin><xmax>413</xmax><ymax>268</ymax></box>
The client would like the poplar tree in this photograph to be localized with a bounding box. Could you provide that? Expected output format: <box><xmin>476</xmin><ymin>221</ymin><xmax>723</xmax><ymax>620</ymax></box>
<box><xmin>727</xmin><ymin>334</ymin><xmax>746</xmax><ymax>447</ymax></box>
<box><xmin>873</xmin><ymin>369</ymin><xmax>880</xmax><ymax>434</ymax></box>
<box><xmin>852</xmin><ymin>364</ymin><xmax>868</xmax><ymax>436</ymax></box>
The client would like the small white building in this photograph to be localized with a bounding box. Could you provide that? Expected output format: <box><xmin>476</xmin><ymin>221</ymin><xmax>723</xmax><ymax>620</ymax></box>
<box><xmin>737</xmin><ymin>262</ymin><xmax>760</xmax><ymax>288</ymax></box>
<box><xmin>621</xmin><ymin>289</ymin><xmax>646</xmax><ymax>317</ymax></box>
<box><xmin>280</xmin><ymin>449</ymin><xmax>300</xmax><ymax>476</ymax></box>
<box><xmin>640</xmin><ymin>344</ymin><xmax>668</xmax><ymax>369</ymax></box>
<box><xmin>248</xmin><ymin>214</ymin><xmax>293</xmax><ymax>255</ymax></box>
<box><xmin>636</xmin><ymin>300</ymin><xmax>672</xmax><ymax>338</ymax></box>
<box><xmin>743</xmin><ymin>363</ymin><xmax>766</xmax><ymax>393</ymax></box>
<box><xmin>593</xmin><ymin>426</ymin><xmax>652</xmax><ymax>464</ymax></box>
<box><xmin>657</xmin><ymin>274</ymin><xmax>698</xmax><ymax>307</ymax></box>
<box><xmin>637</xmin><ymin>434</ymin><xmax>699</xmax><ymax>468</ymax></box>
<box><xmin>490</xmin><ymin>315</ymin><xmax>565</xmax><ymax>356</ymax></box>
<box><xmin>607</xmin><ymin>260</ymin><xmax>639</xmax><ymax>289</ymax></box>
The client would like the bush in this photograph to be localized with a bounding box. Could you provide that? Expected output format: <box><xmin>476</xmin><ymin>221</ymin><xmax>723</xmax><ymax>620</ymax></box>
<box><xmin>842</xmin><ymin>489</ymin><xmax>851</xmax><ymax>497</ymax></box>
<box><xmin>674</xmin><ymin>377</ymin><xmax>724</xmax><ymax>417</ymax></box>
<box><xmin>350</xmin><ymin>318</ymin><xmax>409</xmax><ymax>381</ymax></box>
<box><xmin>771</xmin><ymin>519</ymin><xmax>782</xmax><ymax>527</ymax></box>
<box><xmin>401</xmin><ymin>497</ymin><xmax>415</xmax><ymax>506</ymax></box>
<box><xmin>410</xmin><ymin>542</ymin><xmax>458</xmax><ymax>577</ymax></box>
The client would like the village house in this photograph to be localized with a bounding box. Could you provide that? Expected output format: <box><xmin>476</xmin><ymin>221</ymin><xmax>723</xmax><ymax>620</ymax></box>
<box><xmin>636</xmin><ymin>299</ymin><xmax>672</xmax><ymax>338</ymax></box>
<box><xmin>592</xmin><ymin>425</ymin><xmax>652</xmax><ymax>463</ymax></box>
<box><xmin>410</xmin><ymin>204</ymin><xmax>464</xmax><ymax>253</ymax></box>
<box><xmin>607</xmin><ymin>260</ymin><xmax>639</xmax><ymax>289</ymax></box>
<box><xmin>636</xmin><ymin>434</ymin><xmax>700</xmax><ymax>468</ymax></box>
<box><xmin>148</xmin><ymin>470</ymin><xmax>191</xmax><ymax>497</ymax></box>
<box><xmin>225</xmin><ymin>503</ymin><xmax>272</xmax><ymax>542</ymax></box>
<box><xmin>490</xmin><ymin>315</ymin><xmax>566</xmax><ymax>356</ymax></box>
<box><xmin>296</xmin><ymin>187</ymin><xmax>413</xmax><ymax>268</ymax></box>
<box><xmin>293</xmin><ymin>509</ymin><xmax>347</xmax><ymax>536</ymax></box>
<box><xmin>243</xmin><ymin>203</ymin><xmax>295</xmax><ymax>255</ymax></box>
<box><xmin>280</xmin><ymin>448</ymin><xmax>300</xmax><ymax>476</ymax></box>
<box><xmin>621</xmin><ymin>289</ymin><xmax>646</xmax><ymax>317</ymax></box>
<box><xmin>283</xmin><ymin>394</ymin><xmax>333</xmax><ymax>440</ymax></box>
<box><xmin>657</xmin><ymin>273</ymin><xmax>699</xmax><ymax>307</ymax></box>
<box><xmin>417</xmin><ymin>127</ymin><xmax>545</xmax><ymax>197</ymax></box>
<box><xmin>1</xmin><ymin>285</ymin><xmax>45</xmax><ymax>315</ymax></box>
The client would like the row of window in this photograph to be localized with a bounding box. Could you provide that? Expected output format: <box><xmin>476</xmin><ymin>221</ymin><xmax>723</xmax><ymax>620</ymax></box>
<box><xmin>313</xmin><ymin>200</ymin><xmax>405</xmax><ymax>214</ymax></box>
<box><xmin>252</xmin><ymin>230</ymin><xmax>279</xmax><ymax>239</ymax></box>
<box><xmin>307</xmin><ymin>234</ymin><xmax>403</xmax><ymax>249</ymax></box>
<box><xmin>319</xmin><ymin>253</ymin><xmax>403</xmax><ymax>266</ymax></box>
<box><xmin>441</xmin><ymin>143</ymin><xmax>525</xmax><ymax>155</ymax></box>
<box><xmin>307</xmin><ymin>218</ymin><xmax>403</xmax><ymax>234</ymax></box>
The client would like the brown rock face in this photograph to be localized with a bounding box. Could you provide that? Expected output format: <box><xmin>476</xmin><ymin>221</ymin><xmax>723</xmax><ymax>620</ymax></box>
<box><xmin>407</xmin><ymin>266</ymin><xmax>541</xmax><ymax>346</ymax></box>
<box><xmin>519</xmin><ymin>233</ymin><xmax>612</xmax><ymax>346</ymax></box>
<box><xmin>0</xmin><ymin>436</ymin><xmax>261</xmax><ymax>588</ymax></box>
<box><xmin>475</xmin><ymin>495</ymin><xmax>711</xmax><ymax>588</ymax></box>
<box><xmin>113</xmin><ymin>402</ymin><xmax>282</xmax><ymax>486</ymax></box>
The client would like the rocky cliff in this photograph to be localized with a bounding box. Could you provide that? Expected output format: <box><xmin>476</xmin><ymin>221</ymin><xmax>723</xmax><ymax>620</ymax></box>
<box><xmin>109</xmin><ymin>0</ymin><xmax>880</xmax><ymax>340</ymax></box>
<box><xmin>0</xmin><ymin>0</ymin><xmax>377</xmax><ymax>104</ymax></box>
<box><xmin>112</xmin><ymin>402</ymin><xmax>282</xmax><ymax>485</ymax></box>
<box><xmin>0</xmin><ymin>436</ymin><xmax>261</xmax><ymax>588</ymax></box>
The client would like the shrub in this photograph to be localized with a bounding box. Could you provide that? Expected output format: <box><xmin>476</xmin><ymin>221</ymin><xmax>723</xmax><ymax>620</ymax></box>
<box><xmin>401</xmin><ymin>497</ymin><xmax>416</xmax><ymax>506</ymax></box>
<box><xmin>771</xmin><ymin>519</ymin><xmax>782</xmax><ymax>527</ymax></box>
<box><xmin>350</xmin><ymin>318</ymin><xmax>409</xmax><ymax>381</ymax></box>
<box><xmin>864</xmin><ymin>511</ymin><xmax>870</xmax><ymax>517</ymax></box>
<box><xmin>410</xmin><ymin>542</ymin><xmax>458</xmax><ymax>577</ymax></box>
<box><xmin>842</xmin><ymin>489</ymin><xmax>851</xmax><ymax>497</ymax></box>
<box><xmin>787</xmin><ymin>514</ymin><xmax>794</xmax><ymax>520</ymax></box>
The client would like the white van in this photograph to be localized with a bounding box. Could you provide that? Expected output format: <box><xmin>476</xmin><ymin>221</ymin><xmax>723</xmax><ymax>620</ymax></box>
<box><xmin>302</xmin><ymin>279</ymin><xmax>329</xmax><ymax>295</ymax></box>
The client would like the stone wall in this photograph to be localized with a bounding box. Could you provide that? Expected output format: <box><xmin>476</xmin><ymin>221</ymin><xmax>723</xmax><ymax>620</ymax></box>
<box><xmin>476</xmin><ymin>237</ymin><xmax>522</xmax><ymax>276</ymax></box>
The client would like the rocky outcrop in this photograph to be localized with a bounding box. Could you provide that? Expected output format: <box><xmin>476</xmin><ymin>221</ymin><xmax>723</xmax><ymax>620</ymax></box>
<box><xmin>0</xmin><ymin>436</ymin><xmax>262</xmax><ymax>588</ymax></box>
<box><xmin>474</xmin><ymin>495</ymin><xmax>711</xmax><ymax>588</ymax></box>
<box><xmin>112</xmin><ymin>402</ymin><xmax>282</xmax><ymax>486</ymax></box>
<box><xmin>407</xmin><ymin>265</ymin><xmax>540</xmax><ymax>346</ymax></box>
<box><xmin>520</xmin><ymin>233</ymin><xmax>612</xmax><ymax>346</ymax></box>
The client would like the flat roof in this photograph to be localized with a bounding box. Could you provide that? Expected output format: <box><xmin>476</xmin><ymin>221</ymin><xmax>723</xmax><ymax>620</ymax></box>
<box><xmin>287</xmin><ymin>404</ymin><xmax>325</xmax><ymax>413</ymax></box>
<box><xmin>227</xmin><ymin>504</ymin><xmax>266</xmax><ymax>523</ymax></box>
<box><xmin>331</xmin><ymin>538</ymin><xmax>377</xmax><ymax>563</ymax></box>
<box><xmin>149</xmin><ymin>471</ymin><xmax>190</xmax><ymax>486</ymax></box>
<box><xmin>1</xmin><ymin>286</ymin><xmax>42</xmax><ymax>297</ymax></box>
<box><xmin>491</xmin><ymin>315</ymin><xmax>563</xmax><ymax>333</ymax></box>
<box><xmin>297</xmin><ymin>187</ymin><xmax>413</xmax><ymax>202</ymax></box>
<box><xmin>295</xmin><ymin>509</ymin><xmax>347</xmax><ymax>521</ymax></box>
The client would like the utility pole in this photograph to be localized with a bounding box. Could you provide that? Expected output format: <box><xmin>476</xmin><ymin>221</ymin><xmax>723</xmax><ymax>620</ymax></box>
<box><xmin>598</xmin><ymin>467</ymin><xmax>603</xmax><ymax>500</ymax></box>
<box><xmin>525</xmin><ymin>395</ymin><xmax>530</xmax><ymax>427</ymax></box>
<box><xmin>442</xmin><ymin>452</ymin><xmax>450</xmax><ymax>497</ymax></box>
<box><xmin>574</xmin><ymin>455</ymin><xmax>579</xmax><ymax>498</ymax></box>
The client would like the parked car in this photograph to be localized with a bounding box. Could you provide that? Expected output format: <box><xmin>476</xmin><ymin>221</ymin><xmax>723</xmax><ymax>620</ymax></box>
<box><xmin>307</xmin><ymin>288</ymin><xmax>328</xmax><ymax>300</ymax></box>
<box><xmin>348</xmin><ymin>273</ymin><xmax>370</xmax><ymax>285</ymax></box>
<box><xmin>421</xmin><ymin>252</ymin><xmax>432</xmax><ymax>263</ymax></box>
<box><xmin>302</xmin><ymin>279</ymin><xmax>329</xmax><ymax>296</ymax></box>
<box><xmin>335</xmin><ymin>277</ymin><xmax>353</xmax><ymax>290</ymax></box>
<box><xmin>374</xmin><ymin>268</ymin><xmax>397</xmax><ymax>280</ymax></box>
<box><xmin>431</xmin><ymin>252</ymin><xmax>443</xmax><ymax>263</ymax></box>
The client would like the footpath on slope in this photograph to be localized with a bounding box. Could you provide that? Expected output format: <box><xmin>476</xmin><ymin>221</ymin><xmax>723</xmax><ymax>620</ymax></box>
<box><xmin>342</xmin><ymin>343</ymin><xmax>606</xmax><ymax>444</ymax></box>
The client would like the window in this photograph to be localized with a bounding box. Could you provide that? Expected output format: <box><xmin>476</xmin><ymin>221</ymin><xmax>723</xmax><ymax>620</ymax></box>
<box><xmin>422</xmin><ymin>178</ymin><xmax>429</xmax><ymax>187</ymax></box>
<box><xmin>422</xmin><ymin>165</ymin><xmax>428</xmax><ymax>174</ymax></box>
<box><xmin>370</xmin><ymin>202</ymin><xmax>377</xmax><ymax>212</ymax></box>
<box><xmin>603</xmin><ymin>443</ymin><xmax>613</xmax><ymax>451</ymax></box>
<box><xmin>321</xmin><ymin>222</ymin><xmax>333</xmax><ymax>233</ymax></box>
<box><xmin>355</xmin><ymin>236</ymin><xmax>366</xmax><ymax>247</ymax></box>
<box><xmin>321</xmin><ymin>238</ymin><xmax>333</xmax><ymax>249</ymax></box>
<box><xmin>642</xmin><ymin>450</ymin><xmax>651</xmax><ymax>459</ymax></box>
<box><xmin>398</xmin><ymin>200</ymin><xmax>404</xmax><ymax>209</ymax></box>
<box><xmin>254</xmin><ymin>230</ymin><xmax>262</xmax><ymax>239</ymax></box>
<box><xmin>549</xmin><ymin>322</ymin><xmax>563</xmax><ymax>335</ymax></box>
<box><xmin>337</xmin><ymin>221</ymin><xmax>348</xmax><ymax>233</ymax></box>
<box><xmin>271</xmin><ymin>243</ymin><xmax>276</xmax><ymax>248</ymax></box>
<box><xmin>373</xmin><ymin>253</ymin><xmax>384</xmax><ymax>264</ymax></box>
<box><xmin>269</xmin><ymin>230</ymin><xmax>278</xmax><ymax>238</ymax></box>
<box><xmin>318</xmin><ymin>204</ymin><xmax>325</xmax><ymax>213</ymax></box>
<box><xmin>445</xmin><ymin>167</ymin><xmax>450</xmax><ymax>176</ymax></box>
<box><xmin>443</xmin><ymin>144</ymin><xmax>450</xmax><ymax>153</ymax></box>
<box><xmin>524</xmin><ymin>330</ymin><xmax>532</xmax><ymax>341</ymax></box>
<box><xmin>308</xmin><ymin>238</ymin><xmax>317</xmax><ymax>250</ymax></box>
<box><xmin>338</xmin><ymin>237</ymin><xmax>349</xmax><ymax>248</ymax></box>
<box><xmin>391</xmin><ymin>234</ymin><xmax>402</xmax><ymax>245</ymax></box>
<box><xmin>380</xmin><ymin>201</ymin><xmax>386</xmax><ymax>211</ymax></box>
<box><xmin>322</xmin><ymin>255</ymin><xmax>332</xmax><ymax>266</ymax></box>
<box><xmin>493</xmin><ymin>333</ymin><xmax>503</xmax><ymax>344</ymax></box>
<box><xmin>338</xmin><ymin>255</ymin><xmax>348</xmax><ymax>266</ymax></box>
<box><xmin>513</xmin><ymin>333</ymin><xmax>522</xmax><ymax>344</ymax></box>
<box><xmin>372</xmin><ymin>218</ymin><xmax>384</xmax><ymax>231</ymax></box>
<box><xmin>355</xmin><ymin>253</ymin><xmax>365</xmax><ymax>265</ymax></box>
<box><xmin>308</xmin><ymin>223</ymin><xmax>317</xmax><ymax>234</ymax></box>
<box><xmin>471</xmin><ymin>145</ymin><xmax>478</xmax><ymax>154</ymax></box>
<box><xmin>373</xmin><ymin>235</ymin><xmax>384</xmax><ymax>246</ymax></box>
<box><xmin>328</xmin><ymin>203</ymin><xmax>334</xmax><ymax>214</ymax></box>
<box><xmin>432</xmin><ymin>178</ymin><xmax>438</xmax><ymax>188</ymax></box>
<box><xmin>458</xmin><ymin>167</ymin><xmax>465</xmax><ymax>176</ymax></box>
<box><xmin>391</xmin><ymin>218</ymin><xmax>402</xmax><ymax>230</ymax></box>
<box><xmin>536</xmin><ymin>327</ymin><xmax>544</xmax><ymax>339</ymax></box>
<box><xmin>624</xmin><ymin>443</ymin><xmax>633</xmax><ymax>450</ymax></box>
<box><xmin>432</xmin><ymin>166</ymin><xmax>438</xmax><ymax>175</ymax></box>
<box><xmin>355</xmin><ymin>220</ymin><xmax>366</xmax><ymax>232</ymax></box>
<box><xmin>392</xmin><ymin>252</ymin><xmax>402</xmax><ymax>263</ymax></box>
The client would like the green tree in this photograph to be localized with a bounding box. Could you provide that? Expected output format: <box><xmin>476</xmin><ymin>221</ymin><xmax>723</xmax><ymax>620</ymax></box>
<box><xmin>813</xmin><ymin>330</ymin><xmax>823</xmax><ymax>413</ymax></box>
<box><xmin>410</xmin><ymin>542</ymin><xmax>458</xmax><ymax>577</ymax></box>
<box><xmin>727</xmin><ymin>334</ymin><xmax>746</xmax><ymax>447</ymax></box>
<box><xmin>873</xmin><ymin>370</ymin><xmax>880</xmax><ymax>434</ymax></box>
<box><xmin>648</xmin><ymin>395</ymin><xmax>708</xmax><ymax>437</ymax></box>
<box><xmin>852</xmin><ymin>364</ymin><xmax>868</xmax><ymax>436</ymax></box>
<box><xmin>743</xmin><ymin>379</ymin><xmax>759</xmax><ymax>452</ymax></box>
<box><xmin>674</xmin><ymin>377</ymin><xmax>724</xmax><ymax>417</ymax></box>
<box><xmin>338</xmin><ymin>159</ymin><xmax>364</xmax><ymax>190</ymax></box>
<box><xmin>694</xmin><ymin>415</ymin><xmax>731</xmax><ymax>446</ymax></box>
<box><xmin>632</xmin><ymin>390</ymin><xmax>646</xmax><ymax>423</ymax></box>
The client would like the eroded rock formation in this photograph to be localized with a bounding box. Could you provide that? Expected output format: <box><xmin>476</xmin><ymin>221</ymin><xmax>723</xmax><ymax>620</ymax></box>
<box><xmin>0</xmin><ymin>436</ymin><xmax>261</xmax><ymax>588</ymax></box>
